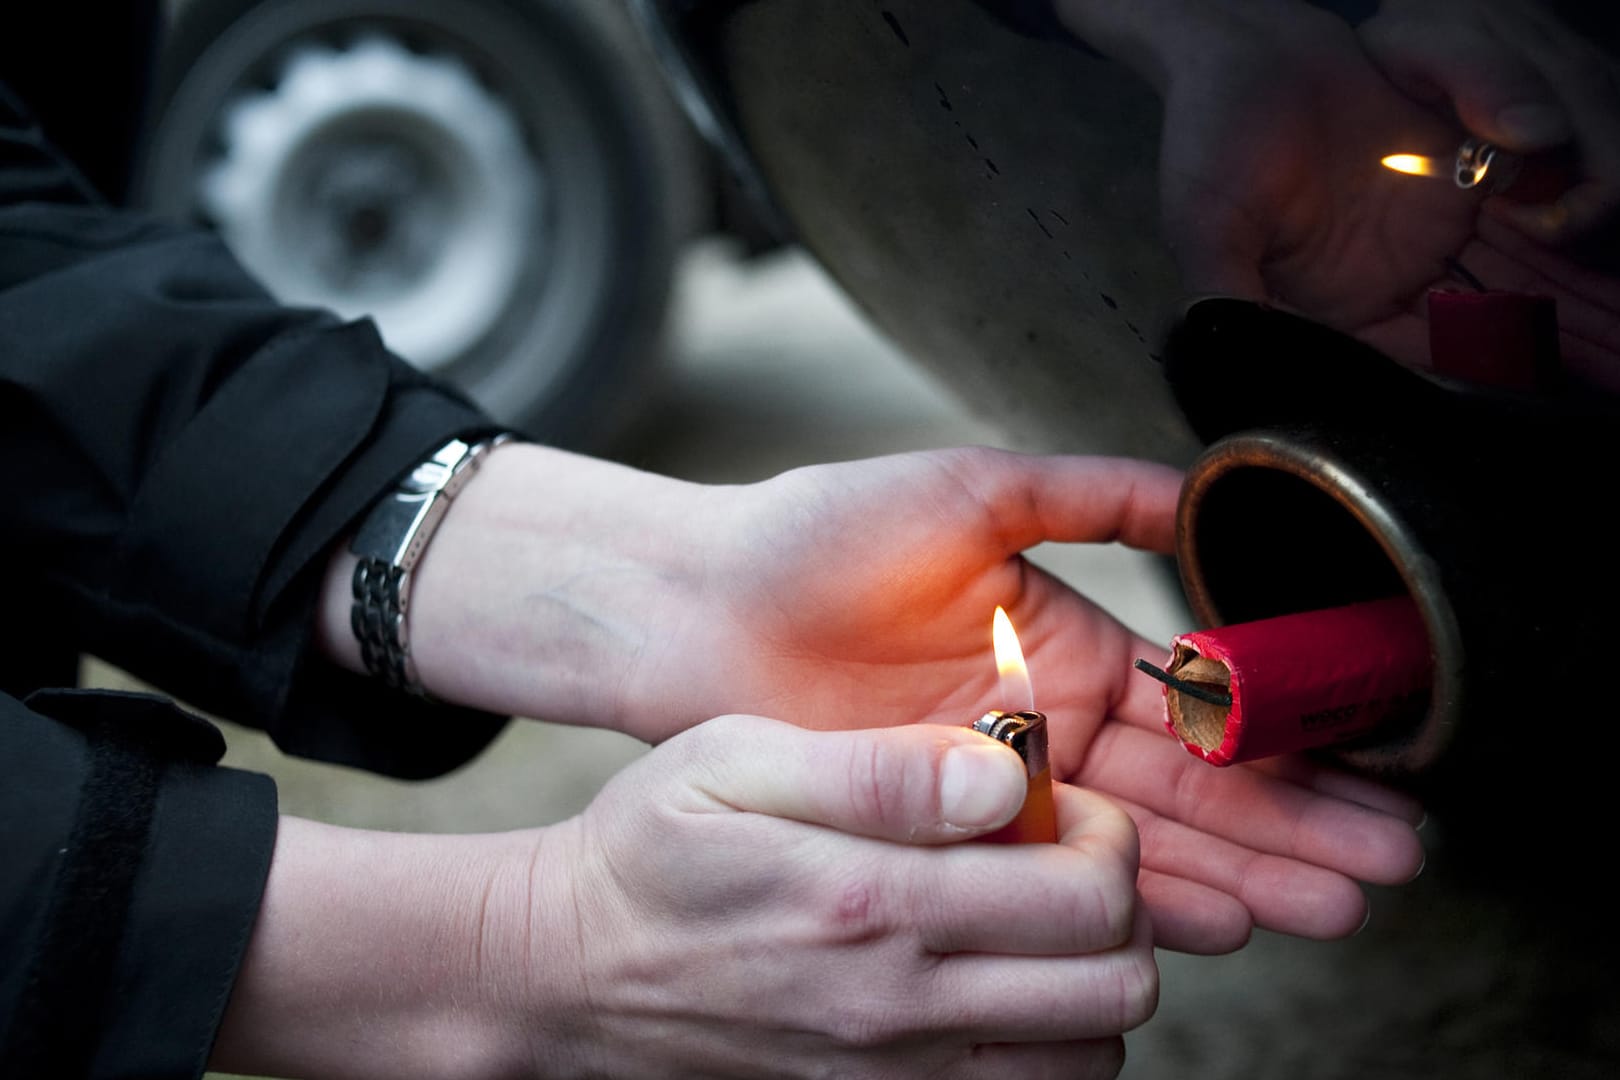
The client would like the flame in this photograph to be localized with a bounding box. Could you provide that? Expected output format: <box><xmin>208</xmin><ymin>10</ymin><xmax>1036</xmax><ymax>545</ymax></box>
<box><xmin>1382</xmin><ymin>153</ymin><xmax>1440</xmax><ymax>178</ymax></box>
<box><xmin>992</xmin><ymin>606</ymin><xmax>1035</xmax><ymax>713</ymax></box>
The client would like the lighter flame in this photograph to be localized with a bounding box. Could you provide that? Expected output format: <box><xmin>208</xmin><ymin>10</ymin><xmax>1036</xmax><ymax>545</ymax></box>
<box><xmin>1381</xmin><ymin>153</ymin><xmax>1440</xmax><ymax>178</ymax></box>
<box><xmin>992</xmin><ymin>606</ymin><xmax>1035</xmax><ymax>713</ymax></box>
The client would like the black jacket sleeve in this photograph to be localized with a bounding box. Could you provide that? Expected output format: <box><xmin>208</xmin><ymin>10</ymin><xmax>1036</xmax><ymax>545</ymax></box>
<box><xmin>1</xmin><ymin>77</ymin><xmax>508</xmax><ymax>779</ymax></box>
<box><xmin>0</xmin><ymin>689</ymin><xmax>276</xmax><ymax>1079</ymax></box>
<box><xmin>3</xmin><ymin>18</ymin><xmax>518</xmax><ymax>1074</ymax></box>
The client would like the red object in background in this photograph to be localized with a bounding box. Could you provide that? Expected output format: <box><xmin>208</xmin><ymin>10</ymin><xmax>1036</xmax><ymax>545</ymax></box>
<box><xmin>1154</xmin><ymin>597</ymin><xmax>1432</xmax><ymax>768</ymax></box>
<box><xmin>1428</xmin><ymin>290</ymin><xmax>1560</xmax><ymax>391</ymax></box>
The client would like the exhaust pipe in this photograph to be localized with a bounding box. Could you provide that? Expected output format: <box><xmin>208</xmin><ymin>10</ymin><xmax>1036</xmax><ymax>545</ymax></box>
<box><xmin>1176</xmin><ymin>428</ymin><xmax>1463</xmax><ymax>774</ymax></box>
<box><xmin>1166</xmin><ymin>299</ymin><xmax>1613</xmax><ymax>791</ymax></box>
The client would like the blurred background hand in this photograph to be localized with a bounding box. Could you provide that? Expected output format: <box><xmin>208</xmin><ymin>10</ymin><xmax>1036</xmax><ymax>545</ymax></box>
<box><xmin>1059</xmin><ymin>0</ymin><xmax>1620</xmax><ymax>384</ymax></box>
<box><xmin>1361</xmin><ymin>0</ymin><xmax>1620</xmax><ymax>246</ymax></box>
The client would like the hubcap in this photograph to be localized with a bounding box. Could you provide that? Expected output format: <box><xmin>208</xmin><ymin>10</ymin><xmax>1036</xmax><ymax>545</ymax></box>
<box><xmin>200</xmin><ymin>35</ymin><xmax>545</xmax><ymax>370</ymax></box>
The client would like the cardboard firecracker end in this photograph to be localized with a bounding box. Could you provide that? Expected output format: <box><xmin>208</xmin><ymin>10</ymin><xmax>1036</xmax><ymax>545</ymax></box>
<box><xmin>1157</xmin><ymin>596</ymin><xmax>1433</xmax><ymax>767</ymax></box>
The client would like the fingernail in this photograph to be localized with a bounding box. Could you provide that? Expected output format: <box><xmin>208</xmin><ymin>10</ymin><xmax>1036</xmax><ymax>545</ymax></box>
<box><xmin>1406</xmin><ymin>852</ymin><xmax>1427</xmax><ymax>884</ymax></box>
<box><xmin>939</xmin><ymin>744</ymin><xmax>1022</xmax><ymax>829</ymax></box>
<box><xmin>1354</xmin><ymin>905</ymin><xmax>1373</xmax><ymax>937</ymax></box>
<box><xmin>1495</xmin><ymin>104</ymin><xmax>1572</xmax><ymax>147</ymax></box>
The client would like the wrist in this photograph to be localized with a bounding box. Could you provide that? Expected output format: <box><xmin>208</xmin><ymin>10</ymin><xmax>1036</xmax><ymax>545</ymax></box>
<box><xmin>211</xmin><ymin>817</ymin><xmax>539</xmax><ymax>1080</ymax></box>
<box><xmin>315</xmin><ymin>435</ymin><xmax>517</xmax><ymax>682</ymax></box>
<box><xmin>384</xmin><ymin>442</ymin><xmax>712</xmax><ymax>735</ymax></box>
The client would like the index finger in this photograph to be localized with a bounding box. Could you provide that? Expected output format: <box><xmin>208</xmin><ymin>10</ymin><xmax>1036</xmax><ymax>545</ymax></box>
<box><xmin>939</xmin><ymin>449</ymin><xmax>1184</xmax><ymax>556</ymax></box>
<box><xmin>910</xmin><ymin>783</ymin><xmax>1141</xmax><ymax>957</ymax></box>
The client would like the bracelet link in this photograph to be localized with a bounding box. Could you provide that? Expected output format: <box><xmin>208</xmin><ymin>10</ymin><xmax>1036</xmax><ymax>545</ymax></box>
<box><xmin>348</xmin><ymin>434</ymin><xmax>512</xmax><ymax>694</ymax></box>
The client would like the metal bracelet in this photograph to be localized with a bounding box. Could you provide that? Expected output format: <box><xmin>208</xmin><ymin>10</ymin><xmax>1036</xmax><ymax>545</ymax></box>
<box><xmin>351</xmin><ymin>557</ymin><xmax>414</xmax><ymax>691</ymax></box>
<box><xmin>348</xmin><ymin>434</ymin><xmax>512</xmax><ymax>694</ymax></box>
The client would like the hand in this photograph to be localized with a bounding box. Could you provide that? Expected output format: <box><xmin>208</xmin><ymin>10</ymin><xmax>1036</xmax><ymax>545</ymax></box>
<box><xmin>1361</xmin><ymin>0</ymin><xmax>1620</xmax><ymax>246</ymax></box>
<box><xmin>540</xmin><ymin>715</ymin><xmax>1154</xmax><ymax>1079</ymax></box>
<box><xmin>331</xmin><ymin>443</ymin><xmax>1425</xmax><ymax>956</ymax></box>
<box><xmin>1056</xmin><ymin>0</ymin><xmax>1620</xmax><ymax>386</ymax></box>
<box><xmin>212</xmin><ymin>716</ymin><xmax>1154</xmax><ymax>1080</ymax></box>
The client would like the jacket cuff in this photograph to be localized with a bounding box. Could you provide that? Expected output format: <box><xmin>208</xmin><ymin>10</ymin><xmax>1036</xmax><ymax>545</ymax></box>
<box><xmin>81</xmin><ymin>316</ymin><xmax>508</xmax><ymax>778</ymax></box>
<box><xmin>3</xmin><ymin>690</ymin><xmax>276</xmax><ymax>1079</ymax></box>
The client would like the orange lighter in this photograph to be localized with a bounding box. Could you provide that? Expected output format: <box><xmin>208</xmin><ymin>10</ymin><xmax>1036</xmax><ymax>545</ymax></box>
<box><xmin>971</xmin><ymin>710</ymin><xmax>1058</xmax><ymax>844</ymax></box>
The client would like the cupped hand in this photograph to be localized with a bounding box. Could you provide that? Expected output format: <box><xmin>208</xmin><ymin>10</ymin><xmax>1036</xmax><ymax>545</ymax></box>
<box><xmin>526</xmin><ymin>715</ymin><xmax>1155</xmax><ymax>1080</ymax></box>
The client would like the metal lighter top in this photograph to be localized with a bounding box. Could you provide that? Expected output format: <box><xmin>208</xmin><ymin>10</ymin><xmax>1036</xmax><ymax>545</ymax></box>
<box><xmin>972</xmin><ymin>709</ymin><xmax>1049</xmax><ymax>779</ymax></box>
<box><xmin>1455</xmin><ymin>137</ymin><xmax>1519</xmax><ymax>191</ymax></box>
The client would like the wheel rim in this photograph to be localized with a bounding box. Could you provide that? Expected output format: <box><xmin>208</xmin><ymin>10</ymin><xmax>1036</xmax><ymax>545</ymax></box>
<box><xmin>142</xmin><ymin>0</ymin><xmax>667</xmax><ymax>437</ymax></box>
<box><xmin>200</xmin><ymin>35</ymin><xmax>544</xmax><ymax>371</ymax></box>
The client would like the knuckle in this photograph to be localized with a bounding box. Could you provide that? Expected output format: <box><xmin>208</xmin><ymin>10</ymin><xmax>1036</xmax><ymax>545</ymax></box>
<box><xmin>841</xmin><ymin>737</ymin><xmax>895</xmax><ymax>827</ymax></box>
<box><xmin>1065</xmin><ymin>846</ymin><xmax>1139</xmax><ymax>949</ymax></box>
<box><xmin>934</xmin><ymin>446</ymin><xmax>1016</xmax><ymax>521</ymax></box>
<box><xmin>670</xmin><ymin>717</ymin><xmax>749</xmax><ymax>798</ymax></box>
<box><xmin>940</xmin><ymin>444</ymin><xmax>1006</xmax><ymax>476</ymax></box>
<box><xmin>1115</xmin><ymin>946</ymin><xmax>1161</xmax><ymax>1032</ymax></box>
<box><xmin>841</xmin><ymin>732</ymin><xmax>944</xmax><ymax>833</ymax></box>
<box><xmin>817</xmin><ymin>870</ymin><xmax>889</xmax><ymax>945</ymax></box>
<box><xmin>1087</xmin><ymin>879</ymin><xmax>1138</xmax><ymax>952</ymax></box>
<box><xmin>824</xmin><ymin>998</ymin><xmax>914</xmax><ymax>1050</ymax></box>
<box><xmin>1102</xmin><ymin>878</ymin><xmax>1140</xmax><ymax>949</ymax></box>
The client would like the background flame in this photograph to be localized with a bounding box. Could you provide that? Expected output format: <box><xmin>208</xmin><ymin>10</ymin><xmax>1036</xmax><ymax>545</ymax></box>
<box><xmin>992</xmin><ymin>606</ymin><xmax>1036</xmax><ymax>712</ymax></box>
<box><xmin>1382</xmin><ymin>153</ymin><xmax>1439</xmax><ymax>178</ymax></box>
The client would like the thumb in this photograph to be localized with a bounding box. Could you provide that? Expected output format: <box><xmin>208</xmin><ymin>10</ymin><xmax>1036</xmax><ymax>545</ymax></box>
<box><xmin>1363</xmin><ymin>21</ymin><xmax>1572</xmax><ymax>151</ymax></box>
<box><xmin>671</xmin><ymin>715</ymin><xmax>1030</xmax><ymax>843</ymax></box>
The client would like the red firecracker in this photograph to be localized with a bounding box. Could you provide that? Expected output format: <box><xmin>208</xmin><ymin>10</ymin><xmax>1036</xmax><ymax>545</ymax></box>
<box><xmin>1143</xmin><ymin>596</ymin><xmax>1432</xmax><ymax>767</ymax></box>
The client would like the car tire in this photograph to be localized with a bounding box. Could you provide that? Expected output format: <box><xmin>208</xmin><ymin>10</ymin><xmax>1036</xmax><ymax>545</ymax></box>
<box><xmin>139</xmin><ymin>0</ymin><xmax>684</xmax><ymax>448</ymax></box>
